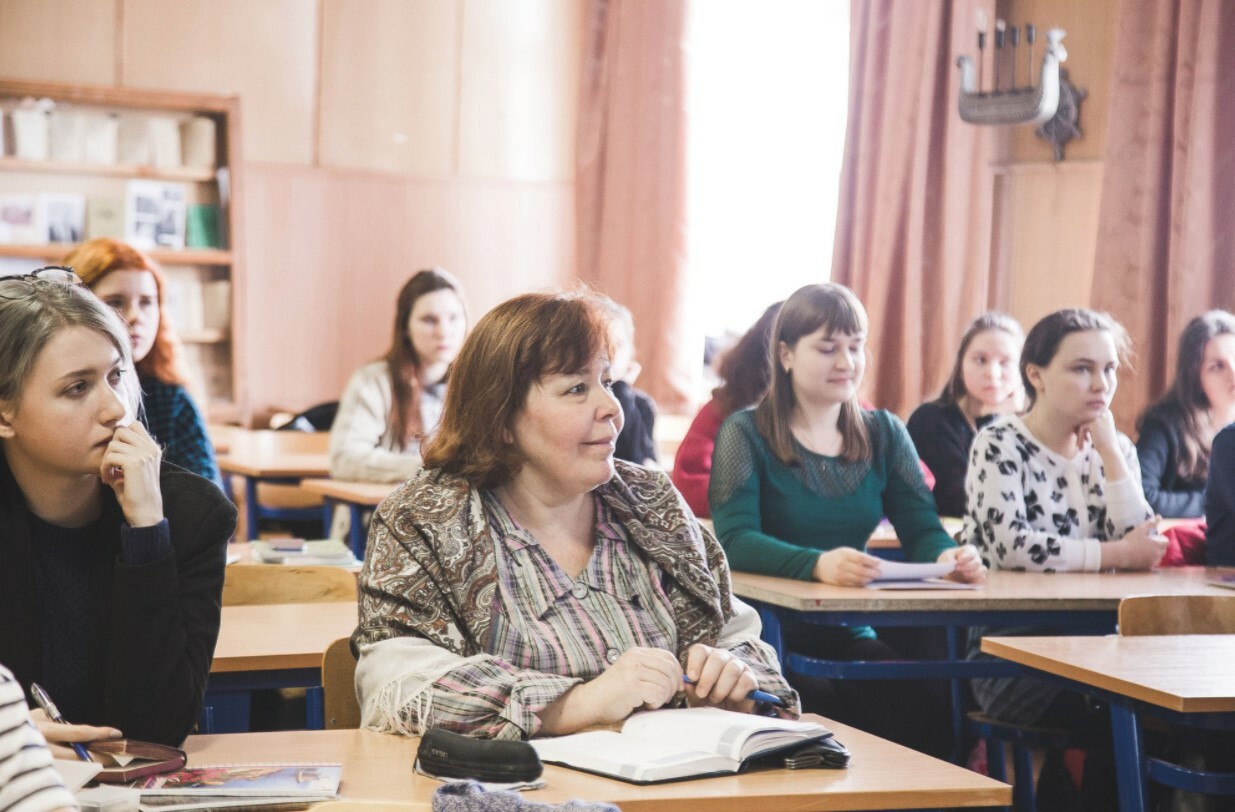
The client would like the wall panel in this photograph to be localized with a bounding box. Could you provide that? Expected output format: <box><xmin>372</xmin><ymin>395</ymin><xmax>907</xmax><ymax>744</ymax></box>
<box><xmin>318</xmin><ymin>0</ymin><xmax>460</xmax><ymax>175</ymax></box>
<box><xmin>243</xmin><ymin>165</ymin><xmax>573</xmax><ymax>414</ymax></box>
<box><xmin>458</xmin><ymin>0</ymin><xmax>582</xmax><ymax>181</ymax></box>
<box><xmin>998</xmin><ymin>161</ymin><xmax>1104</xmax><ymax>328</ymax></box>
<box><xmin>0</xmin><ymin>0</ymin><xmax>118</xmax><ymax>83</ymax></box>
<box><xmin>121</xmin><ymin>0</ymin><xmax>318</xmax><ymax>164</ymax></box>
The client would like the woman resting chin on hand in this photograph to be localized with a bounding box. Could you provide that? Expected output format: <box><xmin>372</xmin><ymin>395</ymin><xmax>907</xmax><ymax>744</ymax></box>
<box><xmin>0</xmin><ymin>269</ymin><xmax>236</xmax><ymax>749</ymax></box>
<box><xmin>352</xmin><ymin>290</ymin><xmax>796</xmax><ymax>740</ymax></box>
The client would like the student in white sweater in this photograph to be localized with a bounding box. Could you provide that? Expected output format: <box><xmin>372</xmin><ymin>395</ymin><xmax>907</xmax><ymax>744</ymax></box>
<box><xmin>330</xmin><ymin>268</ymin><xmax>466</xmax><ymax>483</ymax></box>
<box><xmin>963</xmin><ymin>308</ymin><xmax>1165</xmax><ymax>574</ymax></box>
<box><xmin>963</xmin><ymin>308</ymin><xmax>1167</xmax><ymax>809</ymax></box>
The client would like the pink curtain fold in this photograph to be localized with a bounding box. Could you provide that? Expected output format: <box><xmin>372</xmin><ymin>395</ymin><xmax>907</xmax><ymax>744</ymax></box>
<box><xmin>576</xmin><ymin>0</ymin><xmax>692</xmax><ymax>414</ymax></box>
<box><xmin>1091</xmin><ymin>0</ymin><xmax>1235</xmax><ymax>431</ymax></box>
<box><xmin>832</xmin><ymin>0</ymin><xmax>997</xmax><ymax>418</ymax></box>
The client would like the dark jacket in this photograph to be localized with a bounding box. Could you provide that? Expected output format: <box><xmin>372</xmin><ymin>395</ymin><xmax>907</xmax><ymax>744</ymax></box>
<box><xmin>1207</xmin><ymin>424</ymin><xmax>1235</xmax><ymax>566</ymax></box>
<box><xmin>1135</xmin><ymin>409</ymin><xmax>1207</xmax><ymax>518</ymax></box>
<box><xmin>906</xmin><ymin>401</ymin><xmax>993</xmax><ymax>518</ymax></box>
<box><xmin>612</xmin><ymin>380</ymin><xmax>658</xmax><ymax>465</ymax></box>
<box><xmin>0</xmin><ymin>453</ymin><xmax>236</xmax><ymax>745</ymax></box>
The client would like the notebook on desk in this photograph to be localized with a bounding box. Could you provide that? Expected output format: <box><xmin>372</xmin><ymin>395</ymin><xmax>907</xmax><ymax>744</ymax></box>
<box><xmin>1207</xmin><ymin>573</ymin><xmax>1235</xmax><ymax>590</ymax></box>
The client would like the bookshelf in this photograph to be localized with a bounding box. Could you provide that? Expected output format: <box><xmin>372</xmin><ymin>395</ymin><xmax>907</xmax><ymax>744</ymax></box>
<box><xmin>0</xmin><ymin>79</ymin><xmax>246</xmax><ymax>423</ymax></box>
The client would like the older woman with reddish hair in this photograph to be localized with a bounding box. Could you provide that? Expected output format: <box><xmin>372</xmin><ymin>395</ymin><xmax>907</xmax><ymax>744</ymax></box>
<box><xmin>62</xmin><ymin>238</ymin><xmax>219</xmax><ymax>486</ymax></box>
<box><xmin>353</xmin><ymin>289</ymin><xmax>796</xmax><ymax>740</ymax></box>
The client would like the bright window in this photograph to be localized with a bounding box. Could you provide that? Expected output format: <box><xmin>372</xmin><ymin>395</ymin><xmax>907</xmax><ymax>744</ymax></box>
<box><xmin>685</xmin><ymin>0</ymin><xmax>850</xmax><ymax>350</ymax></box>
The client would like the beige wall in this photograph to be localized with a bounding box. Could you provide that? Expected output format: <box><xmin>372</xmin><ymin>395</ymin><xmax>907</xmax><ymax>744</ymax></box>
<box><xmin>0</xmin><ymin>0</ymin><xmax>581</xmax><ymax>419</ymax></box>
<box><xmin>990</xmin><ymin>0</ymin><xmax>1118</xmax><ymax>330</ymax></box>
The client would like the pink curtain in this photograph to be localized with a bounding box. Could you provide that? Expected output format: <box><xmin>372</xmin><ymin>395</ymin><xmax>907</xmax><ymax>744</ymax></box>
<box><xmin>1091</xmin><ymin>0</ymin><xmax>1235</xmax><ymax>429</ymax></box>
<box><xmin>832</xmin><ymin>0</ymin><xmax>997</xmax><ymax>418</ymax></box>
<box><xmin>576</xmin><ymin>0</ymin><xmax>692</xmax><ymax>413</ymax></box>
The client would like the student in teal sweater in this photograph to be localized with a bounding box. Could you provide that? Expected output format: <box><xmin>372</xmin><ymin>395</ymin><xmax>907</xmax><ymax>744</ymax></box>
<box><xmin>709</xmin><ymin>282</ymin><xmax>985</xmax><ymax>757</ymax></box>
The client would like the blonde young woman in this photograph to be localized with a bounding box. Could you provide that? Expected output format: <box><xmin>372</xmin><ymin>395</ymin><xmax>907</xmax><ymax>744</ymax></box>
<box><xmin>0</xmin><ymin>269</ymin><xmax>236</xmax><ymax>754</ymax></box>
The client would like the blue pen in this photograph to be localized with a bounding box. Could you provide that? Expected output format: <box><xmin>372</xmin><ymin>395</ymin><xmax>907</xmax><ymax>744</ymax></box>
<box><xmin>682</xmin><ymin>675</ymin><xmax>784</xmax><ymax>707</ymax></box>
<box><xmin>29</xmin><ymin>682</ymin><xmax>94</xmax><ymax>763</ymax></box>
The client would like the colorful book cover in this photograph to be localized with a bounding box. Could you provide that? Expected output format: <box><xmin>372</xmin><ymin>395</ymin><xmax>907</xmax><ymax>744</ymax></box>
<box><xmin>136</xmin><ymin>764</ymin><xmax>341</xmax><ymax>796</ymax></box>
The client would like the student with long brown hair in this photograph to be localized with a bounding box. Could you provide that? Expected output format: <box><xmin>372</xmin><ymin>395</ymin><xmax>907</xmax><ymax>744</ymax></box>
<box><xmin>330</xmin><ymin>268</ymin><xmax>467</xmax><ymax>482</ymax></box>
<box><xmin>64</xmin><ymin>238</ymin><xmax>219</xmax><ymax>486</ymax></box>
<box><xmin>708</xmin><ymin>283</ymin><xmax>983</xmax><ymax>758</ymax></box>
<box><xmin>671</xmin><ymin>301</ymin><xmax>782</xmax><ymax>516</ymax></box>
<box><xmin>1135</xmin><ymin>310</ymin><xmax>1235</xmax><ymax>518</ymax></box>
<box><xmin>908</xmin><ymin>312</ymin><xmax>1023</xmax><ymax>518</ymax></box>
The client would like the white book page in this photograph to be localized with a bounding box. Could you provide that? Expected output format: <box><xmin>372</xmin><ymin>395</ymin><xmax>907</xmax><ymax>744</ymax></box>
<box><xmin>620</xmin><ymin>707</ymin><xmax>827</xmax><ymax>761</ymax></box>
<box><xmin>530</xmin><ymin>731</ymin><xmax>735</xmax><ymax>783</ymax></box>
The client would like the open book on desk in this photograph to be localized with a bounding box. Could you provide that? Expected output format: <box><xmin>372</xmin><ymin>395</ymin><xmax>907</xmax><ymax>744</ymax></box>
<box><xmin>529</xmin><ymin>707</ymin><xmax>830</xmax><ymax>784</ymax></box>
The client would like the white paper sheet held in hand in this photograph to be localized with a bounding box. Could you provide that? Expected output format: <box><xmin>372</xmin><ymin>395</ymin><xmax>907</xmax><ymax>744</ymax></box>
<box><xmin>866</xmin><ymin>560</ymin><xmax>981</xmax><ymax>590</ymax></box>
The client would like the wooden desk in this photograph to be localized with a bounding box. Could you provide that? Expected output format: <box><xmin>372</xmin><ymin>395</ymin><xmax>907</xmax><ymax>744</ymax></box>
<box><xmin>183</xmin><ymin>724</ymin><xmax>1011</xmax><ymax>811</ymax></box>
<box><xmin>217</xmin><ymin>433</ymin><xmax>331</xmax><ymax>540</ymax></box>
<box><xmin>204</xmin><ymin>602</ymin><xmax>357</xmax><ymax>733</ymax></box>
<box><xmin>301</xmin><ymin>479</ymin><xmax>397</xmax><ymax>557</ymax></box>
<box><xmin>982</xmin><ymin>635</ymin><xmax>1235</xmax><ymax>811</ymax></box>
<box><xmin>731</xmin><ymin>568</ymin><xmax>1230</xmax><ymax>763</ymax></box>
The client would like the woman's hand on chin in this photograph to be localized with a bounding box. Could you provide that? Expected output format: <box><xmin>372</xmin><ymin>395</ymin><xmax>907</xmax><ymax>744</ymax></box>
<box><xmin>938</xmin><ymin>545</ymin><xmax>986</xmax><ymax>583</ymax></box>
<box><xmin>100</xmin><ymin>421</ymin><xmax>164</xmax><ymax>527</ymax></box>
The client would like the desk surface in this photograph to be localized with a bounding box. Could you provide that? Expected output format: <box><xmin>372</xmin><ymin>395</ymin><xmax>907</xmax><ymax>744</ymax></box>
<box><xmin>301</xmin><ymin>478</ymin><xmax>397</xmax><ymax>506</ymax></box>
<box><xmin>183</xmin><ymin>724</ymin><xmax>1009</xmax><ymax>811</ymax></box>
<box><xmin>981</xmin><ymin>635</ymin><xmax>1235</xmax><ymax>714</ymax></box>
<box><xmin>218</xmin><ymin>452</ymin><xmax>331</xmax><ymax>479</ymax></box>
<box><xmin>731</xmin><ymin>567</ymin><xmax>1229</xmax><ymax>613</ymax></box>
<box><xmin>212</xmin><ymin>602</ymin><xmax>357</xmax><ymax>673</ymax></box>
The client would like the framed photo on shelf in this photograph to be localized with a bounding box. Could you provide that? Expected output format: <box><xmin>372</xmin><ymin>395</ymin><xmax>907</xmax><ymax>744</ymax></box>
<box><xmin>0</xmin><ymin>195</ymin><xmax>41</xmax><ymax>244</ymax></box>
<box><xmin>38</xmin><ymin>193</ymin><xmax>86</xmax><ymax>244</ymax></box>
<box><xmin>125</xmin><ymin>179</ymin><xmax>187</xmax><ymax>250</ymax></box>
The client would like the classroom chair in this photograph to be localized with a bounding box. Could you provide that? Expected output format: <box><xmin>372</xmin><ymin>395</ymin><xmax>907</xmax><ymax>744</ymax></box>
<box><xmin>306</xmin><ymin>637</ymin><xmax>361</xmax><ymax>730</ymax></box>
<box><xmin>1116</xmin><ymin>594</ymin><xmax>1235</xmax><ymax>803</ymax></box>
<box><xmin>1118</xmin><ymin>594</ymin><xmax>1235</xmax><ymax>636</ymax></box>
<box><xmin>221</xmin><ymin>565</ymin><xmax>357</xmax><ymax>605</ymax></box>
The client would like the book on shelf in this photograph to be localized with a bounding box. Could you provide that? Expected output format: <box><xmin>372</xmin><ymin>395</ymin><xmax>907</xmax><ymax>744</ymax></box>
<box><xmin>249</xmin><ymin>539</ymin><xmax>357</xmax><ymax>567</ymax></box>
<box><xmin>529</xmin><ymin>707</ymin><xmax>831</xmax><ymax>784</ymax></box>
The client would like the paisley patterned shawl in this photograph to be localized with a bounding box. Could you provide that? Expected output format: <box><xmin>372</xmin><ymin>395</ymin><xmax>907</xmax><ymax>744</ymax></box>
<box><xmin>353</xmin><ymin>461</ymin><xmax>731</xmax><ymax>662</ymax></box>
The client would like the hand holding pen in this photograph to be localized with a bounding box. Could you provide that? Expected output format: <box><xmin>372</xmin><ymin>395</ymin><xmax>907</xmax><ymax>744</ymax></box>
<box><xmin>29</xmin><ymin>682</ymin><xmax>121</xmax><ymax>762</ymax></box>
<box><xmin>682</xmin><ymin>644</ymin><xmax>776</xmax><ymax>712</ymax></box>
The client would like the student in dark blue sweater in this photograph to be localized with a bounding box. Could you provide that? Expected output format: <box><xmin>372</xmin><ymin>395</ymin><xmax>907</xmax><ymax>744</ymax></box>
<box><xmin>0</xmin><ymin>270</ymin><xmax>235</xmax><ymax>755</ymax></box>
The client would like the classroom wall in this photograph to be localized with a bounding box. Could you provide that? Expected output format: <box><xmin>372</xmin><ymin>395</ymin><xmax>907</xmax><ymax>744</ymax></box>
<box><xmin>0</xmin><ymin>0</ymin><xmax>582</xmax><ymax>421</ymax></box>
<box><xmin>990</xmin><ymin>0</ymin><xmax>1118</xmax><ymax>331</ymax></box>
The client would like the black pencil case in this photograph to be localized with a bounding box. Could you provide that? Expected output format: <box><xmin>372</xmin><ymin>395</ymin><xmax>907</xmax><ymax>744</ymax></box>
<box><xmin>416</xmin><ymin>728</ymin><xmax>544</xmax><ymax>783</ymax></box>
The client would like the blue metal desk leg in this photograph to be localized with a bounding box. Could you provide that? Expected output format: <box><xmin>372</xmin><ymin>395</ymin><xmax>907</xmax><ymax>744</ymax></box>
<box><xmin>322</xmin><ymin>499</ymin><xmax>334</xmax><ymax>538</ymax></box>
<box><xmin>349</xmin><ymin>505</ymin><xmax>365</xmax><ymax>559</ymax></box>
<box><xmin>244</xmin><ymin>476</ymin><xmax>259</xmax><ymax>541</ymax></box>
<box><xmin>755</xmin><ymin>604</ymin><xmax>784</xmax><ymax>664</ymax></box>
<box><xmin>1111</xmin><ymin>698</ymin><xmax>1147</xmax><ymax>812</ymax></box>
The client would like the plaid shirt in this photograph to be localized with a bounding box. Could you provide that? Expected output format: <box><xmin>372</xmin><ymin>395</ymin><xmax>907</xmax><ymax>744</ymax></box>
<box><xmin>139</xmin><ymin>375</ymin><xmax>221</xmax><ymax>488</ymax></box>
<box><xmin>354</xmin><ymin>463</ymin><xmax>796</xmax><ymax>739</ymax></box>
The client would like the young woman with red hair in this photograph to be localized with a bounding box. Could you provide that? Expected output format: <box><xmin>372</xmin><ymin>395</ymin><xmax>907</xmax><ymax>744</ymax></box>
<box><xmin>63</xmin><ymin>239</ymin><xmax>220</xmax><ymax>486</ymax></box>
